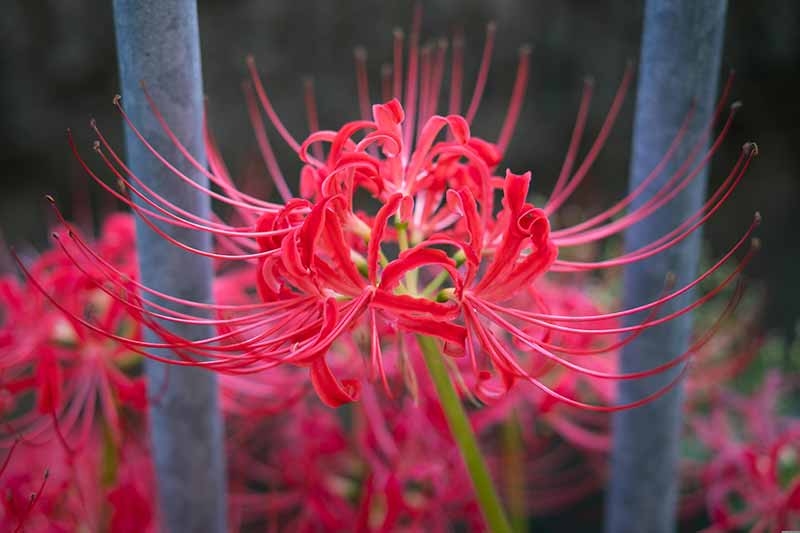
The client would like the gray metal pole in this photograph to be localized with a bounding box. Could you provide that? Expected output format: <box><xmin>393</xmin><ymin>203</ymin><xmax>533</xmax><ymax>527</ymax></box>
<box><xmin>605</xmin><ymin>2</ymin><xmax>727</xmax><ymax>532</ymax></box>
<box><xmin>112</xmin><ymin>2</ymin><xmax>227</xmax><ymax>532</ymax></box>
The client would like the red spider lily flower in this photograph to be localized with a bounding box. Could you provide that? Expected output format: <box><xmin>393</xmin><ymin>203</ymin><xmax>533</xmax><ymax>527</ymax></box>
<box><xmin>224</xmin><ymin>292</ymin><xmax>615</xmax><ymax>533</ymax></box>
<box><xmin>2</xmin><ymin>214</ymin><xmax>146</xmax><ymax>449</ymax></box>
<box><xmin>0</xmin><ymin>431</ymin><xmax>156</xmax><ymax>532</ymax></box>
<box><xmin>682</xmin><ymin>282</ymin><xmax>764</xmax><ymax>406</ymax></box>
<box><xmin>470</xmin><ymin>280</ymin><xmax>619</xmax><ymax>443</ymax></box>
<box><xmin>1</xmin><ymin>212</ymin><xmax>156</xmax><ymax>532</ymax></box>
<box><xmin>352</xmin><ymin>388</ymin><xmax>484</xmax><ymax>532</ymax></box>
<box><xmin>0</xmin><ymin>441</ymin><xmax>50</xmax><ymax>533</ymax></box>
<box><xmin>227</xmin><ymin>366</ymin><xmax>484</xmax><ymax>532</ymax></box>
<box><xmin>213</xmin><ymin>268</ymin><xmax>308</xmax><ymax>416</ymax></box>
<box><xmin>682</xmin><ymin>372</ymin><xmax>800</xmax><ymax>532</ymax></box>
<box><xmin>227</xmin><ymin>401</ymin><xmax>364</xmax><ymax>531</ymax></box>
<box><xmin>464</xmin><ymin>280</ymin><xmax>615</xmax><ymax>519</ymax></box>
<box><xmin>36</xmin><ymin>14</ymin><xmax>759</xmax><ymax>412</ymax></box>
<box><xmin>104</xmin><ymin>438</ymin><xmax>157</xmax><ymax>533</ymax></box>
<box><xmin>468</xmin><ymin>275</ymin><xmax>757</xmax><ymax>520</ymax></box>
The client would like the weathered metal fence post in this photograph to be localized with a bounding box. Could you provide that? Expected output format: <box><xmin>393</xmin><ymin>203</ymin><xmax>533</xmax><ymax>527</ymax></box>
<box><xmin>605</xmin><ymin>2</ymin><xmax>727</xmax><ymax>532</ymax></box>
<box><xmin>113</xmin><ymin>1</ymin><xmax>227</xmax><ymax>531</ymax></box>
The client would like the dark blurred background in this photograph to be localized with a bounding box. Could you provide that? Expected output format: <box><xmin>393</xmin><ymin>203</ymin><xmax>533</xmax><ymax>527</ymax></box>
<box><xmin>1</xmin><ymin>2</ymin><xmax>798</xmax><ymax>530</ymax></box>
<box><xmin>1</xmin><ymin>1</ymin><xmax>797</xmax><ymax>348</ymax></box>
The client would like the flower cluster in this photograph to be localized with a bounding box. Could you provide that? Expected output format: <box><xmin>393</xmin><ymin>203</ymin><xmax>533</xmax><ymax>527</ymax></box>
<box><xmin>1</xmin><ymin>214</ymin><xmax>156</xmax><ymax>532</ymax></box>
<box><xmin>684</xmin><ymin>372</ymin><xmax>800</xmax><ymax>532</ymax></box>
<box><xmin>0</xmin><ymin>213</ymin><xmax>614</xmax><ymax>530</ymax></box>
<box><xmin>0</xmin><ymin>209</ymin><xmax>783</xmax><ymax>531</ymax></box>
<box><xmin>1</xmin><ymin>214</ymin><xmax>145</xmax><ymax>448</ymax></box>
<box><xmin>0</xmin><ymin>11</ymin><xmax>772</xmax><ymax>533</ymax></box>
<box><xmin>27</xmin><ymin>17</ymin><xmax>759</xmax><ymax>414</ymax></box>
<box><xmin>222</xmin><ymin>267</ymin><xmax>632</xmax><ymax>531</ymax></box>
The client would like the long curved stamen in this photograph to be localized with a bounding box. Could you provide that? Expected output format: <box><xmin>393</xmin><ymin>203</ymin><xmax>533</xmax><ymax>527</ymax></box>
<box><xmin>487</xmin><ymin>219</ymin><xmax>756</xmax><ymax>325</ymax></box>
<box><xmin>243</xmin><ymin>82</ymin><xmax>294</xmax><ymax>202</ymax></box>
<box><xmin>0</xmin><ymin>439</ymin><xmax>19</xmax><ymax>478</ymax></box>
<box><xmin>485</xmin><ymin>236</ymin><xmax>757</xmax><ymax>337</ymax></box>
<box><xmin>93</xmin><ymin>145</ymin><xmax>285</xmax><ymax>242</ymax></box>
<box><xmin>415</xmin><ymin>44</ymin><xmax>432</xmax><ymax>141</ymax></box>
<box><xmin>354</xmin><ymin>47</ymin><xmax>371</xmax><ymax>121</ymax></box>
<box><xmin>369</xmin><ymin>309</ymin><xmax>391</xmax><ymax>396</ymax></box>
<box><xmin>113</xmin><ymin>98</ymin><xmax>282</xmax><ymax>211</ymax></box>
<box><xmin>464</xmin><ymin>305</ymin><xmax>692</xmax><ymax>412</ymax></box>
<box><xmin>497</xmin><ymin>46</ymin><xmax>531</xmax><ymax>156</ymax></box>
<box><xmin>545</xmin><ymin>63</ymin><xmax>634</xmax><ymax>215</ymax></box>
<box><xmin>13</xmin><ymin>467</ymin><xmax>49</xmax><ymax>533</ymax></box>
<box><xmin>203</xmin><ymin>120</ymin><xmax>262</xmax><ymax>229</ymax></box>
<box><xmin>45</xmin><ymin>253</ymin><xmax>315</xmax><ymax>358</ymax></box>
<box><xmin>52</xmin><ymin>234</ymin><xmax>284</xmax><ymax>329</ymax></box>
<box><xmin>246</xmin><ymin>56</ymin><xmax>303</xmax><ymax>153</ymax></box>
<box><xmin>13</xmin><ymin>261</ymin><xmax>303</xmax><ymax>367</ymax></box>
<box><xmin>60</xmin><ymin>225</ymin><xmax>288</xmax><ymax>312</ymax></box>
<box><xmin>553</xmin><ymin>71</ymin><xmax>735</xmax><ymax>240</ymax></box>
<box><xmin>303</xmin><ymin>78</ymin><xmax>325</xmax><ymax>162</ymax></box>
<box><xmin>448</xmin><ymin>28</ymin><xmax>465</xmax><ymax>116</ymax></box>
<box><xmin>392</xmin><ymin>28</ymin><xmax>404</xmax><ymax>101</ymax></box>
<box><xmin>465</xmin><ymin>22</ymin><xmax>496</xmax><ymax>125</ymax></box>
<box><xmin>380</xmin><ymin>64</ymin><xmax>392</xmax><ymax>103</ymax></box>
<box><xmin>401</xmin><ymin>7</ymin><xmax>422</xmax><ymax>161</ymax></box>
<box><xmin>470</xmin><ymin>277</ymin><xmax>743</xmax><ymax>382</ymax></box>
<box><xmin>124</xmin><ymin>195</ymin><xmax>282</xmax><ymax>261</ymax></box>
<box><xmin>422</xmin><ymin>38</ymin><xmax>448</xmax><ymax>127</ymax></box>
<box><xmin>554</xmin><ymin>102</ymin><xmax>739</xmax><ymax>247</ymax></box>
<box><xmin>69</xmin><ymin>132</ymin><xmax>270</xmax><ymax>240</ymax></box>
<box><xmin>549</xmin><ymin>77</ymin><xmax>594</xmax><ymax>202</ymax></box>
<box><xmin>553</xmin><ymin>104</ymin><xmax>695</xmax><ymax>239</ymax></box>
<box><xmin>553</xmin><ymin>146</ymin><xmax>756</xmax><ymax>271</ymax></box>
<box><xmin>523</xmin><ymin>278</ymin><xmax>676</xmax><ymax>357</ymax></box>
<box><xmin>138</xmin><ymin>84</ymin><xmax>279</xmax><ymax>210</ymax></box>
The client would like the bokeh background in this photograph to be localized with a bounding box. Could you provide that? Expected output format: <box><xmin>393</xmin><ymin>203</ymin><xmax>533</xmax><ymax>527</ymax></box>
<box><xmin>0</xmin><ymin>1</ymin><xmax>798</xmax><ymax>529</ymax></box>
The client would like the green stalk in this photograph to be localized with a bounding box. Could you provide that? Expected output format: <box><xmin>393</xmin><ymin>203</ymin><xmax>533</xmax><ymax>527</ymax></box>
<box><xmin>396</xmin><ymin>220</ymin><xmax>418</xmax><ymax>293</ymax></box>
<box><xmin>502</xmin><ymin>411</ymin><xmax>528</xmax><ymax>533</ymax></box>
<box><xmin>417</xmin><ymin>335</ymin><xmax>512</xmax><ymax>533</ymax></box>
<box><xmin>421</xmin><ymin>249</ymin><xmax>466</xmax><ymax>297</ymax></box>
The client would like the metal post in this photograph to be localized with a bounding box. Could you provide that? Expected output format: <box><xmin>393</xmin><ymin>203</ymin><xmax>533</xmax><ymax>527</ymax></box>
<box><xmin>113</xmin><ymin>1</ymin><xmax>227</xmax><ymax>531</ymax></box>
<box><xmin>605</xmin><ymin>2</ymin><xmax>727</xmax><ymax>532</ymax></box>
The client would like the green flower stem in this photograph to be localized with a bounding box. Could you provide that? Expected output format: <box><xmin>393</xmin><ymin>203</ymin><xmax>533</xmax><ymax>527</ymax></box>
<box><xmin>421</xmin><ymin>249</ymin><xmax>466</xmax><ymax>297</ymax></box>
<box><xmin>395</xmin><ymin>220</ymin><xmax>418</xmax><ymax>293</ymax></box>
<box><xmin>502</xmin><ymin>411</ymin><xmax>528</xmax><ymax>533</ymax></box>
<box><xmin>417</xmin><ymin>335</ymin><xmax>512</xmax><ymax>533</ymax></box>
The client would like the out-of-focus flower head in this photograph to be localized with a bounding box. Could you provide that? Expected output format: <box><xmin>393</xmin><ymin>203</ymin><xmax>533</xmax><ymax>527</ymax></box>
<box><xmin>0</xmin><ymin>427</ymin><xmax>155</xmax><ymax>532</ymax></box>
<box><xmin>221</xmin><ymin>276</ymin><xmax>626</xmax><ymax>531</ymax></box>
<box><xmin>2</xmin><ymin>213</ymin><xmax>145</xmax><ymax>449</ymax></box>
<box><xmin>226</xmin><ymin>361</ymin><xmax>483</xmax><ymax>532</ymax></box>
<box><xmin>683</xmin><ymin>371</ymin><xmax>800</xmax><ymax>532</ymax></box>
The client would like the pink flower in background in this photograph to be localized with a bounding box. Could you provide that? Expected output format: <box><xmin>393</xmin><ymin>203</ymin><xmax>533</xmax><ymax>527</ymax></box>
<box><xmin>2</xmin><ymin>214</ymin><xmax>145</xmax><ymax>449</ymax></box>
<box><xmin>0</xmin><ymin>429</ymin><xmax>155</xmax><ymax>532</ymax></box>
<box><xmin>226</xmin><ymin>360</ymin><xmax>483</xmax><ymax>532</ymax></box>
<box><xmin>685</xmin><ymin>372</ymin><xmax>800</xmax><ymax>532</ymax></box>
<box><xmin>0</xmin><ymin>208</ymin><xmax>775</xmax><ymax>531</ymax></box>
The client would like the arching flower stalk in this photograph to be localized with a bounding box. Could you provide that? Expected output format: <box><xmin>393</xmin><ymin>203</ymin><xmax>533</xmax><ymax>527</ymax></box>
<box><xmin>23</xmin><ymin>13</ymin><xmax>760</xmax><ymax>530</ymax></box>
